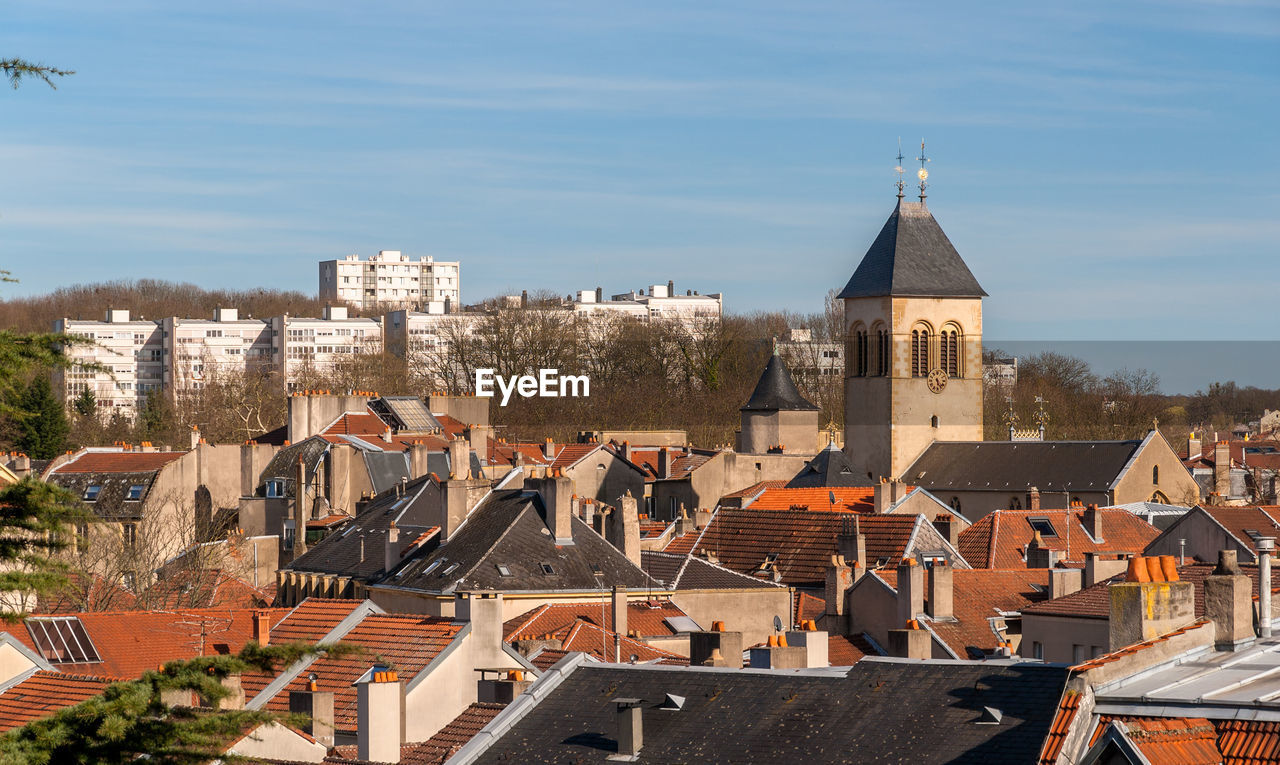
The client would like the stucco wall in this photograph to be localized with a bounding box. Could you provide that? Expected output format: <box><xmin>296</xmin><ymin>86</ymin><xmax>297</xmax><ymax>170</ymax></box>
<box><xmin>1021</xmin><ymin>613</ymin><xmax>1110</xmax><ymax>663</ymax></box>
<box><xmin>669</xmin><ymin>588</ymin><xmax>792</xmax><ymax>647</ymax></box>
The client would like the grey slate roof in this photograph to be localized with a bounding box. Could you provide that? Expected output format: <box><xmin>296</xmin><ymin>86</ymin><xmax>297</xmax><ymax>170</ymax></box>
<box><xmin>362</xmin><ymin>450</ymin><xmax>410</xmax><ymax>494</ymax></box>
<box><xmin>258</xmin><ymin>437</ymin><xmax>330</xmax><ymax>496</ymax></box>
<box><xmin>285</xmin><ymin>474</ymin><xmax>440</xmax><ymax>580</ymax></box>
<box><xmin>641</xmin><ymin>551</ymin><xmax>783</xmax><ymax>591</ymax></box>
<box><xmin>838</xmin><ymin>200</ymin><xmax>987</xmax><ymax>299</ymax></box>
<box><xmin>388</xmin><ymin>490</ymin><xmax>659</xmax><ymax>593</ymax></box>
<box><xmin>741</xmin><ymin>354</ymin><xmax>818</xmax><ymax>412</ymax></box>
<box><xmin>45</xmin><ymin>471</ymin><xmax>158</xmax><ymax>521</ymax></box>
<box><xmin>464</xmin><ymin>659</ymin><xmax>1069</xmax><ymax>764</ymax></box>
<box><xmin>785</xmin><ymin>441</ymin><xmax>869</xmax><ymax>488</ymax></box>
<box><xmin>904</xmin><ymin>440</ymin><xmax>1144</xmax><ymax>493</ymax></box>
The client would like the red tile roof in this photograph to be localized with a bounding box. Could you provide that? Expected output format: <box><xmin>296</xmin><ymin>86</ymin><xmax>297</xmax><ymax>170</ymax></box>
<box><xmin>7</xmin><ymin>608</ymin><xmax>289</xmax><ymax>679</ymax></box>
<box><xmin>662</xmin><ymin>531</ymin><xmax>699</xmax><ymax>555</ymax></box>
<box><xmin>1198</xmin><ymin>505</ymin><xmax>1280</xmax><ymax>555</ymax></box>
<box><xmin>958</xmin><ymin>508</ymin><xmax>1158</xmax><ymax>568</ymax></box>
<box><xmin>557</xmin><ymin>620</ymin><xmax>687</xmax><ymax>665</ymax></box>
<box><xmin>52</xmin><ymin>451</ymin><xmax>185</xmax><ymax>474</ymax></box>
<box><xmin>692</xmin><ymin>508</ymin><xmax>925</xmax><ymax>585</ymax></box>
<box><xmin>528</xmin><ymin>648</ymin><xmax>573</xmax><ymax>671</ymax></box>
<box><xmin>1216</xmin><ymin>719</ymin><xmax>1280</xmax><ymax>764</ymax></box>
<box><xmin>1121</xmin><ymin>717</ymin><xmax>1223</xmax><ymax>765</ymax></box>
<box><xmin>626</xmin><ymin>448</ymin><xmax>710</xmax><ymax>480</ymax></box>
<box><xmin>744</xmin><ymin>486</ymin><xmax>881</xmax><ymax>513</ymax></box>
<box><xmin>549</xmin><ymin>443</ymin><xmax>601</xmax><ymax>470</ymax></box>
<box><xmin>795</xmin><ymin>592</ymin><xmax>825</xmax><ymax>624</ymax></box>
<box><xmin>504</xmin><ymin>600</ymin><xmax>692</xmax><ymax>641</ymax></box>
<box><xmin>324</xmin><ymin>412</ymin><xmax>389</xmax><ymax>436</ymax></box>
<box><xmin>259</xmin><ymin>613</ymin><xmax>464</xmax><ymax>731</ymax></box>
<box><xmin>827</xmin><ymin>634</ymin><xmax>874</xmax><ymax>666</ymax></box>
<box><xmin>875</xmin><ymin>568</ymin><xmax>1048</xmax><ymax>657</ymax></box>
<box><xmin>266</xmin><ymin>598</ymin><xmax>363</xmax><ymax>644</ymax></box>
<box><xmin>327</xmin><ymin>702</ymin><xmax>506</xmax><ymax>765</ymax></box>
<box><xmin>721</xmin><ymin>480</ymin><xmax>787</xmax><ymax>501</ymax></box>
<box><xmin>1038</xmin><ymin>690</ymin><xmax>1081</xmax><ymax>765</ymax></box>
<box><xmin>1022</xmin><ymin>563</ymin><xmax>1276</xmax><ymax>620</ymax></box>
<box><xmin>0</xmin><ymin>671</ymin><xmax>120</xmax><ymax>732</ymax></box>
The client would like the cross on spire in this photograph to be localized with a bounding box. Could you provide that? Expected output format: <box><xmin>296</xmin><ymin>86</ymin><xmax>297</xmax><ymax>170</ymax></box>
<box><xmin>895</xmin><ymin>138</ymin><xmax>905</xmax><ymax>200</ymax></box>
<box><xmin>917</xmin><ymin>139</ymin><xmax>930</xmax><ymax>203</ymax></box>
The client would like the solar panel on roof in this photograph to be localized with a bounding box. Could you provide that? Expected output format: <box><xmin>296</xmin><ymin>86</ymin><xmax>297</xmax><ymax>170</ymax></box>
<box><xmin>378</xmin><ymin>397</ymin><xmax>441</xmax><ymax>433</ymax></box>
<box><xmin>25</xmin><ymin>617</ymin><xmax>102</xmax><ymax>664</ymax></box>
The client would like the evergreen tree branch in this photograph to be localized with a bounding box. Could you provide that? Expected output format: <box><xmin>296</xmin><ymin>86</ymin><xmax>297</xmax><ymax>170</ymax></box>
<box><xmin>1</xmin><ymin>58</ymin><xmax>74</xmax><ymax>89</ymax></box>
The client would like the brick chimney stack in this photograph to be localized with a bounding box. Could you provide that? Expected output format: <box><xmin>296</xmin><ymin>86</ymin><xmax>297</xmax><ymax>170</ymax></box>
<box><xmin>1083</xmin><ymin>504</ymin><xmax>1104</xmax><ymax>542</ymax></box>
<box><xmin>1109</xmin><ymin>555</ymin><xmax>1195</xmax><ymax>649</ymax></box>
<box><xmin>1205</xmin><ymin>549</ymin><xmax>1254</xmax><ymax>650</ymax></box>
<box><xmin>926</xmin><ymin>563</ymin><xmax>954</xmax><ymax>621</ymax></box>
<box><xmin>1214</xmin><ymin>441</ymin><xmax>1232</xmax><ymax>498</ymax></box>
<box><xmin>825</xmin><ymin>555</ymin><xmax>853</xmax><ymax>618</ymax></box>
<box><xmin>611</xmin><ymin>491</ymin><xmax>641</xmax><ymax>566</ymax></box>
<box><xmin>1027</xmin><ymin>486</ymin><xmax>1041</xmax><ymax>511</ymax></box>
<box><xmin>357</xmin><ymin>666</ymin><xmax>404</xmax><ymax>763</ymax></box>
<box><xmin>544</xmin><ymin>471</ymin><xmax>574</xmax><ymax>545</ymax></box>
<box><xmin>896</xmin><ymin>559</ymin><xmax>924</xmax><ymax>625</ymax></box>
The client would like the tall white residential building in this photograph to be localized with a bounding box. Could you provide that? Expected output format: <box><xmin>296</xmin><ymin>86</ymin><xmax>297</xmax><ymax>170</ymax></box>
<box><xmin>55</xmin><ymin>310</ymin><xmax>165</xmax><ymax>417</ymax></box>
<box><xmin>273</xmin><ymin>306</ymin><xmax>382</xmax><ymax>386</ymax></box>
<box><xmin>569</xmin><ymin>281</ymin><xmax>723</xmax><ymax>322</ymax></box>
<box><xmin>319</xmin><ymin>251</ymin><xmax>461</xmax><ymax>313</ymax></box>
<box><xmin>162</xmin><ymin>308</ymin><xmax>273</xmax><ymax>395</ymax></box>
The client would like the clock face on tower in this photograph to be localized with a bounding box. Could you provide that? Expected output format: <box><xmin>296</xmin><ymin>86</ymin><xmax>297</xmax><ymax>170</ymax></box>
<box><xmin>927</xmin><ymin>368</ymin><xmax>949</xmax><ymax>394</ymax></box>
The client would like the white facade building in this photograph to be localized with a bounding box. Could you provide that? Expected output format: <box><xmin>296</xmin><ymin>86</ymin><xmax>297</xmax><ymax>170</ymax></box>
<box><xmin>273</xmin><ymin>306</ymin><xmax>382</xmax><ymax>385</ymax></box>
<box><xmin>569</xmin><ymin>282</ymin><xmax>722</xmax><ymax>322</ymax></box>
<box><xmin>319</xmin><ymin>251</ymin><xmax>461</xmax><ymax>313</ymax></box>
<box><xmin>162</xmin><ymin>308</ymin><xmax>273</xmax><ymax>395</ymax></box>
<box><xmin>55</xmin><ymin>310</ymin><xmax>165</xmax><ymax>418</ymax></box>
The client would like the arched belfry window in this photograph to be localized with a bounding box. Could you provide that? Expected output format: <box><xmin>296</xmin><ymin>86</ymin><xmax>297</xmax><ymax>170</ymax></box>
<box><xmin>910</xmin><ymin>324</ymin><xmax>932</xmax><ymax>377</ymax></box>
<box><xmin>850</xmin><ymin>324</ymin><xmax>868</xmax><ymax>377</ymax></box>
<box><xmin>939</xmin><ymin>324</ymin><xmax>962</xmax><ymax>377</ymax></box>
<box><xmin>874</xmin><ymin>324</ymin><xmax>889</xmax><ymax>376</ymax></box>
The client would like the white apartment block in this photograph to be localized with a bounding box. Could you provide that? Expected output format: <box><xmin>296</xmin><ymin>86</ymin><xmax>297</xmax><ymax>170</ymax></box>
<box><xmin>570</xmin><ymin>281</ymin><xmax>722</xmax><ymax>322</ymax></box>
<box><xmin>274</xmin><ymin>306</ymin><xmax>382</xmax><ymax>385</ymax></box>
<box><xmin>319</xmin><ymin>251</ymin><xmax>461</xmax><ymax>313</ymax></box>
<box><xmin>55</xmin><ymin>310</ymin><xmax>165</xmax><ymax>417</ymax></box>
<box><xmin>163</xmin><ymin>308</ymin><xmax>273</xmax><ymax>394</ymax></box>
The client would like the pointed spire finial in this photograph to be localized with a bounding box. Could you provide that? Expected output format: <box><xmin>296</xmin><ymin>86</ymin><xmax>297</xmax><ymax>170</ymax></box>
<box><xmin>917</xmin><ymin>139</ymin><xmax>930</xmax><ymax>203</ymax></box>
<box><xmin>895</xmin><ymin>138</ymin><xmax>905</xmax><ymax>200</ymax></box>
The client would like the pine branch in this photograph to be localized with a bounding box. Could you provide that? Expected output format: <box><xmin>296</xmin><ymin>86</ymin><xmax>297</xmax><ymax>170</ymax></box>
<box><xmin>1</xmin><ymin>58</ymin><xmax>75</xmax><ymax>89</ymax></box>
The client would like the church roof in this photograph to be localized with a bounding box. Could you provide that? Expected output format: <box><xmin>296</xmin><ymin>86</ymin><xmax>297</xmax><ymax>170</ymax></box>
<box><xmin>838</xmin><ymin>200</ymin><xmax>987</xmax><ymax>299</ymax></box>
<box><xmin>785</xmin><ymin>441</ymin><xmax>870</xmax><ymax>487</ymax></box>
<box><xmin>741</xmin><ymin>353</ymin><xmax>819</xmax><ymax>412</ymax></box>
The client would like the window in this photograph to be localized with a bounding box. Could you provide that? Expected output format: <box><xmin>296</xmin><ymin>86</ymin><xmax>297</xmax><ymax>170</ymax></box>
<box><xmin>1072</xmin><ymin>644</ymin><xmax>1087</xmax><ymax>664</ymax></box>
<box><xmin>950</xmin><ymin>497</ymin><xmax>962</xmax><ymax>513</ymax></box>
<box><xmin>540</xmin><ymin>563</ymin><xmax>556</xmax><ymax>575</ymax></box>
<box><xmin>910</xmin><ymin>327</ymin><xmax>930</xmax><ymax>377</ymax></box>
<box><xmin>931</xmin><ymin>415</ymin><xmax>939</xmax><ymax>429</ymax></box>
<box><xmin>853</xmin><ymin>327</ymin><xmax>868</xmax><ymax>377</ymax></box>
<box><xmin>442</xmin><ymin>563</ymin><xmax>460</xmax><ymax>576</ymax></box>
<box><xmin>25</xmin><ymin>617</ymin><xmax>102</xmax><ymax>664</ymax></box>
<box><xmin>75</xmin><ymin>523</ymin><xmax>89</xmax><ymax>552</ymax></box>
<box><xmin>1008</xmin><ymin>497</ymin><xmax>1022</xmax><ymax>510</ymax></box>
<box><xmin>496</xmin><ymin>564</ymin><xmax>512</xmax><ymax>577</ymax></box>
<box><xmin>422</xmin><ymin>559</ymin><xmax>444</xmax><ymax>576</ymax></box>
<box><xmin>122</xmin><ymin>523</ymin><xmax>137</xmax><ymax>549</ymax></box>
<box><xmin>265</xmin><ymin>480</ymin><xmax>285</xmax><ymax>498</ymax></box>
<box><xmin>126</xmin><ymin>484</ymin><xmax>145</xmax><ymax>501</ymax></box>
<box><xmin>940</xmin><ymin>326</ymin><xmax>961</xmax><ymax>376</ymax></box>
<box><xmin>83</xmin><ymin>485</ymin><xmax>101</xmax><ymax>502</ymax></box>
<box><xmin>1032</xmin><ymin>641</ymin><xmax>1043</xmax><ymax>660</ymax></box>
<box><xmin>876</xmin><ymin>327</ymin><xmax>889</xmax><ymax>375</ymax></box>
<box><xmin>1152</xmin><ymin>465</ymin><xmax>1159</xmax><ymax>484</ymax></box>
<box><xmin>1027</xmin><ymin>517</ymin><xmax>1057</xmax><ymax>537</ymax></box>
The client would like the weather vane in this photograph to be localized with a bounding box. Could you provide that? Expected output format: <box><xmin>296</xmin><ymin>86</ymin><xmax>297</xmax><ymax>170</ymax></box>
<box><xmin>917</xmin><ymin>139</ymin><xmax>930</xmax><ymax>202</ymax></box>
<box><xmin>895</xmin><ymin>138</ymin><xmax>905</xmax><ymax>200</ymax></box>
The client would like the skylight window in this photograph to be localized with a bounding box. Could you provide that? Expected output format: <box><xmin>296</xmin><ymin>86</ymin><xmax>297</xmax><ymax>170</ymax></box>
<box><xmin>443</xmin><ymin>563</ymin><xmax>460</xmax><ymax>576</ymax></box>
<box><xmin>83</xmin><ymin>485</ymin><xmax>101</xmax><ymax>502</ymax></box>
<box><xmin>496</xmin><ymin>564</ymin><xmax>512</xmax><ymax>577</ymax></box>
<box><xmin>1027</xmin><ymin>517</ymin><xmax>1057</xmax><ymax>537</ymax></box>
<box><xmin>541</xmin><ymin>563</ymin><xmax>556</xmax><ymax>575</ymax></box>
<box><xmin>126</xmin><ymin>484</ymin><xmax>145</xmax><ymax>501</ymax></box>
<box><xmin>422</xmin><ymin>559</ymin><xmax>443</xmax><ymax>576</ymax></box>
<box><xmin>25</xmin><ymin>617</ymin><xmax>102</xmax><ymax>664</ymax></box>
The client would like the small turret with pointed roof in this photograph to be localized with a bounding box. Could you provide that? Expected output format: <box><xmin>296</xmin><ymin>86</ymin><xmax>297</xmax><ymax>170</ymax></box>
<box><xmin>737</xmin><ymin>348</ymin><xmax>821</xmax><ymax>455</ymax></box>
<box><xmin>741</xmin><ymin>346</ymin><xmax>818</xmax><ymax>413</ymax></box>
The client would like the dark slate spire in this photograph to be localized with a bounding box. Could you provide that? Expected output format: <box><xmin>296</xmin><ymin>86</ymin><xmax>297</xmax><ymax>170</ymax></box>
<box><xmin>785</xmin><ymin>440</ymin><xmax>869</xmax><ymax>488</ymax></box>
<box><xmin>741</xmin><ymin>352</ymin><xmax>818</xmax><ymax>412</ymax></box>
<box><xmin>838</xmin><ymin>200</ymin><xmax>987</xmax><ymax>299</ymax></box>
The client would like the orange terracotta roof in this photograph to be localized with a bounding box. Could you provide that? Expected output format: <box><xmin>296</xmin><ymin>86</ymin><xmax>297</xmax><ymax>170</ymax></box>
<box><xmin>1216</xmin><ymin>719</ymin><xmax>1280</xmax><ymax>764</ymax></box>
<box><xmin>323</xmin><ymin>412</ymin><xmax>388</xmax><ymax>436</ymax></box>
<box><xmin>745</xmin><ymin>486</ymin><xmax>882</xmax><ymax>513</ymax></box>
<box><xmin>52</xmin><ymin>451</ymin><xmax>185</xmax><ymax>474</ymax></box>
<box><xmin>1071</xmin><ymin>618</ymin><xmax>1211</xmax><ymax>672</ymax></box>
<box><xmin>875</xmin><ymin>568</ymin><xmax>1048</xmax><ymax>657</ymax></box>
<box><xmin>1038</xmin><ymin>690</ymin><xmax>1081</xmax><ymax>765</ymax></box>
<box><xmin>662</xmin><ymin>531</ymin><xmax>699</xmax><ymax>555</ymax></box>
<box><xmin>549</xmin><ymin>443</ymin><xmax>600</xmax><ymax>470</ymax></box>
<box><xmin>504</xmin><ymin>600</ymin><xmax>691</xmax><ymax>641</ymax></box>
<box><xmin>7</xmin><ymin>608</ymin><xmax>289</xmax><ymax>679</ymax></box>
<box><xmin>326</xmin><ymin>702</ymin><xmax>506</xmax><ymax>765</ymax></box>
<box><xmin>627</xmin><ymin>448</ymin><xmax>709</xmax><ymax>480</ymax></box>
<box><xmin>260</xmin><ymin>613</ymin><xmax>464</xmax><ymax>731</ymax></box>
<box><xmin>142</xmin><ymin>570</ymin><xmax>275</xmax><ymax>610</ymax></box>
<box><xmin>528</xmin><ymin>648</ymin><xmax>573</xmax><ymax>672</ymax></box>
<box><xmin>721</xmin><ymin>480</ymin><xmax>787</xmax><ymax>500</ymax></box>
<box><xmin>263</xmin><ymin>598</ymin><xmax>364</xmax><ymax>644</ymax></box>
<box><xmin>558</xmin><ymin>620</ymin><xmax>687</xmax><ymax>664</ymax></box>
<box><xmin>794</xmin><ymin>591</ymin><xmax>825</xmax><ymax>624</ymax></box>
<box><xmin>827</xmin><ymin>634</ymin><xmax>874</xmax><ymax>666</ymax></box>
<box><xmin>1122</xmin><ymin>717</ymin><xmax>1223</xmax><ymax>765</ymax></box>
<box><xmin>958</xmin><ymin>508</ymin><xmax>1158</xmax><ymax>569</ymax></box>
<box><xmin>0</xmin><ymin>671</ymin><xmax>120</xmax><ymax>732</ymax></box>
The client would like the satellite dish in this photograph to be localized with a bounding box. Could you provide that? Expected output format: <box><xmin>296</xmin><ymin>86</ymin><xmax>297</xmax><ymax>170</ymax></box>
<box><xmin>773</xmin><ymin>615</ymin><xmax>783</xmax><ymax>632</ymax></box>
<box><xmin>829</xmin><ymin>491</ymin><xmax>837</xmax><ymax>506</ymax></box>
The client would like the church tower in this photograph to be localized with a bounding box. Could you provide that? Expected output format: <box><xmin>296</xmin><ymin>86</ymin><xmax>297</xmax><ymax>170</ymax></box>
<box><xmin>840</xmin><ymin>160</ymin><xmax>986</xmax><ymax>481</ymax></box>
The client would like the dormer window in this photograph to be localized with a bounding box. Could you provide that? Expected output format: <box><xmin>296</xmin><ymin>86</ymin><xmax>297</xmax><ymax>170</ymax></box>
<box><xmin>83</xmin><ymin>485</ymin><xmax>101</xmax><ymax>502</ymax></box>
<box><xmin>265</xmin><ymin>480</ymin><xmax>285</xmax><ymax>498</ymax></box>
<box><xmin>126</xmin><ymin>485</ymin><xmax>145</xmax><ymax>501</ymax></box>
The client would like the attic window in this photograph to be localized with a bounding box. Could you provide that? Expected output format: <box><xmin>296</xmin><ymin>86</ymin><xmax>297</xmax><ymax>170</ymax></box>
<box><xmin>83</xmin><ymin>485</ymin><xmax>101</xmax><ymax>502</ymax></box>
<box><xmin>1027</xmin><ymin>517</ymin><xmax>1057</xmax><ymax>537</ymax></box>
<box><xmin>764</xmin><ymin>553</ymin><xmax>779</xmax><ymax>565</ymax></box>
<box><xmin>442</xmin><ymin>563</ymin><xmax>460</xmax><ymax>576</ymax></box>
<box><xmin>126</xmin><ymin>485</ymin><xmax>145</xmax><ymax>501</ymax></box>
<box><xmin>25</xmin><ymin>617</ymin><xmax>102</xmax><ymax>664</ymax></box>
<box><xmin>265</xmin><ymin>480</ymin><xmax>285</xmax><ymax>498</ymax></box>
<box><xmin>496</xmin><ymin>564</ymin><xmax>512</xmax><ymax>577</ymax></box>
<box><xmin>422</xmin><ymin>559</ymin><xmax>443</xmax><ymax>576</ymax></box>
<box><xmin>541</xmin><ymin>563</ymin><xmax>556</xmax><ymax>575</ymax></box>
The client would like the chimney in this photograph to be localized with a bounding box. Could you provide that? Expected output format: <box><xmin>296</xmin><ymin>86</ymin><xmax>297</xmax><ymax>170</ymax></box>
<box><xmin>213</xmin><ymin>674</ymin><xmax>245</xmax><ymax>710</ymax></box>
<box><xmin>289</xmin><ymin>685</ymin><xmax>335</xmax><ymax>747</ymax></box>
<box><xmin>1205</xmin><ymin>549</ymin><xmax>1255</xmax><ymax>650</ymax></box>
<box><xmin>1109</xmin><ymin>556</ymin><xmax>1195</xmax><ymax>649</ymax></box>
<box><xmin>408</xmin><ymin>442</ymin><xmax>432</xmax><ymax>480</ymax></box>
<box><xmin>1085</xmin><ymin>552</ymin><xmax>1129</xmax><ymax>587</ymax></box>
<box><xmin>610</xmin><ymin>491</ymin><xmax>641</xmax><ymax>566</ymax></box>
<box><xmin>784</xmin><ymin>624</ymin><xmax>829</xmax><ymax>668</ymax></box>
<box><xmin>1083</xmin><ymin>504</ymin><xmax>1104</xmax><ymax>542</ymax></box>
<box><xmin>382</xmin><ymin>427</ymin><xmax>393</xmax><ymax>444</ymax></box>
<box><xmin>926</xmin><ymin>563</ymin><xmax>954</xmax><ymax>620</ymax></box>
<box><xmin>356</xmin><ymin>666</ymin><xmax>404</xmax><ymax>763</ymax></box>
<box><xmin>293</xmin><ymin>457</ymin><xmax>309</xmax><ymax>556</ymax></box>
<box><xmin>612</xmin><ymin>586</ymin><xmax>628</xmax><ymax>644</ymax></box>
<box><xmin>595</xmin><ymin>286</ymin><xmax>603</xmax><ymax>303</ymax></box>
<box><xmin>543</xmin><ymin>471</ymin><xmax>574</xmax><ymax>544</ymax></box>
<box><xmin>478</xmin><ymin>669</ymin><xmax>532</xmax><ymax>704</ymax></box>
<box><xmin>1027</xmin><ymin>486</ymin><xmax>1041</xmax><ymax>511</ymax></box>
<box><xmin>12</xmin><ymin>454</ymin><xmax>30</xmax><ymax>478</ymax></box>
<box><xmin>896</xmin><ymin>559</ymin><xmax>924</xmax><ymax>625</ymax></box>
<box><xmin>888</xmin><ymin>620</ymin><xmax>931</xmax><ymax>659</ymax></box>
<box><xmin>1259</xmin><ymin>537</ymin><xmax>1275</xmax><ymax>638</ymax></box>
<box><xmin>658</xmin><ymin>447</ymin><xmax>672</xmax><ymax>479</ymax></box>
<box><xmin>748</xmin><ymin>635</ymin><xmax>809</xmax><ymax>668</ymax></box>
<box><xmin>252</xmin><ymin>610</ymin><xmax>271</xmax><ymax>644</ymax></box>
<box><xmin>825</xmin><ymin>555</ymin><xmax>853</xmax><ymax>617</ymax></box>
<box><xmin>621</xmin><ymin>441</ymin><xmax>633</xmax><ymax>463</ymax></box>
<box><xmin>457</xmin><ymin>592</ymin><xmax>505</xmax><ymax>655</ymax></box>
<box><xmin>667</xmin><ymin>279</ymin><xmax>675</xmax><ymax>295</ymax></box>
<box><xmin>441</xmin><ymin>475</ymin><xmax>470</xmax><ymax>542</ymax></box>
<box><xmin>837</xmin><ymin>515</ymin><xmax>866</xmax><ymax>566</ymax></box>
<box><xmin>449</xmin><ymin>436</ymin><xmax>471</xmax><ymax>479</ymax></box>
<box><xmin>1188</xmin><ymin>432</ymin><xmax>1202</xmax><ymax>460</ymax></box>
<box><xmin>873</xmin><ymin>478</ymin><xmax>905</xmax><ymax>514</ymax></box>
<box><xmin>543</xmin><ymin>437</ymin><xmax>556</xmax><ymax>461</ymax></box>
<box><xmin>932</xmin><ymin>513</ymin><xmax>960</xmax><ymax>547</ymax></box>
<box><xmin>464</xmin><ymin>424</ymin><xmax>490</xmax><ymax>468</ymax></box>
<box><xmin>385</xmin><ymin>522</ymin><xmax>400</xmax><ymax>573</ymax></box>
<box><xmin>1215</xmin><ymin>441</ymin><xmax>1232</xmax><ymax>498</ymax></box>
<box><xmin>689</xmin><ymin>624</ymin><xmax>743</xmax><ymax>669</ymax></box>
<box><xmin>614</xmin><ymin>698</ymin><xmax>643</xmax><ymax>758</ymax></box>
<box><xmin>1049</xmin><ymin>567</ymin><xmax>1084</xmax><ymax>599</ymax></box>
<box><xmin>1026</xmin><ymin>530</ymin><xmax>1061</xmax><ymax>568</ymax></box>
<box><xmin>190</xmin><ymin>426</ymin><xmax>201</xmax><ymax>450</ymax></box>
<box><xmin>520</xmin><ymin>289</ymin><xmax>528</xmax><ymax>308</ymax></box>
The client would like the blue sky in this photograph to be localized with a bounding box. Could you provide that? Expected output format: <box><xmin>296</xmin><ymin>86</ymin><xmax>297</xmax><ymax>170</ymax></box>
<box><xmin>3</xmin><ymin>1</ymin><xmax>1278</xmax><ymax>342</ymax></box>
